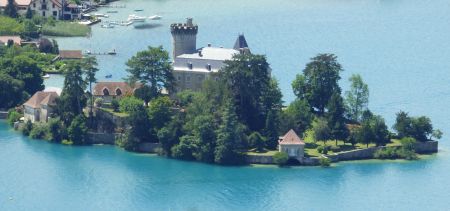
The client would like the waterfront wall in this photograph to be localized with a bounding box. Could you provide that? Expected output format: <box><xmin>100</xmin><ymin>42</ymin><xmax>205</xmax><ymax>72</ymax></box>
<box><xmin>87</xmin><ymin>132</ymin><xmax>121</xmax><ymax>145</ymax></box>
<box><xmin>245</xmin><ymin>155</ymin><xmax>320</xmax><ymax>165</ymax></box>
<box><xmin>94</xmin><ymin>108</ymin><xmax>127</xmax><ymax>132</ymax></box>
<box><xmin>0</xmin><ymin>111</ymin><xmax>8</xmax><ymax>119</ymax></box>
<box><xmin>138</xmin><ymin>143</ymin><xmax>162</xmax><ymax>153</ymax></box>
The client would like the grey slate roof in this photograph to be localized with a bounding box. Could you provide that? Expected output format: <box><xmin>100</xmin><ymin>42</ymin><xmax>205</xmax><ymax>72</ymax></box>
<box><xmin>233</xmin><ymin>34</ymin><xmax>249</xmax><ymax>50</ymax></box>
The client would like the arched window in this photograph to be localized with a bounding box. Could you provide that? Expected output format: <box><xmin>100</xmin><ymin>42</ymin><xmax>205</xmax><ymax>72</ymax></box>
<box><xmin>103</xmin><ymin>88</ymin><xmax>110</xmax><ymax>96</ymax></box>
<box><xmin>116</xmin><ymin>88</ymin><xmax>122</xmax><ymax>96</ymax></box>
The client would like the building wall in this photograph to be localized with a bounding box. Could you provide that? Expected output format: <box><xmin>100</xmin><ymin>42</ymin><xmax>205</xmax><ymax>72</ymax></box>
<box><xmin>173</xmin><ymin>70</ymin><xmax>209</xmax><ymax>92</ymax></box>
<box><xmin>30</xmin><ymin>0</ymin><xmax>61</xmax><ymax>19</ymax></box>
<box><xmin>279</xmin><ymin>144</ymin><xmax>305</xmax><ymax>159</ymax></box>
<box><xmin>23</xmin><ymin>106</ymin><xmax>38</xmax><ymax>123</ymax></box>
<box><xmin>172</xmin><ymin>33</ymin><xmax>197</xmax><ymax>59</ymax></box>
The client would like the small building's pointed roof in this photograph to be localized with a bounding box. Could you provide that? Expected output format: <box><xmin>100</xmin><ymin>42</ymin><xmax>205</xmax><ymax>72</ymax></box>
<box><xmin>234</xmin><ymin>34</ymin><xmax>249</xmax><ymax>50</ymax></box>
<box><xmin>279</xmin><ymin>129</ymin><xmax>305</xmax><ymax>145</ymax></box>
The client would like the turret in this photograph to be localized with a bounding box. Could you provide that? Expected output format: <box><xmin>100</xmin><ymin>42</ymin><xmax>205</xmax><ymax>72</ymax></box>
<box><xmin>170</xmin><ymin>18</ymin><xmax>198</xmax><ymax>59</ymax></box>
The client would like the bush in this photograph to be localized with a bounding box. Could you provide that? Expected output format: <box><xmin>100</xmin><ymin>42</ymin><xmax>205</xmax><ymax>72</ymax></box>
<box><xmin>48</xmin><ymin>118</ymin><xmax>64</xmax><ymax>143</ymax></box>
<box><xmin>29</xmin><ymin>123</ymin><xmax>50</xmax><ymax>140</ymax></box>
<box><xmin>317</xmin><ymin>146</ymin><xmax>329</xmax><ymax>154</ymax></box>
<box><xmin>374</xmin><ymin>146</ymin><xmax>418</xmax><ymax>160</ymax></box>
<box><xmin>111</xmin><ymin>99</ymin><xmax>119</xmax><ymax>112</ymax></box>
<box><xmin>67</xmin><ymin>115</ymin><xmax>88</xmax><ymax>145</ymax></box>
<box><xmin>273</xmin><ymin>151</ymin><xmax>289</xmax><ymax>166</ymax></box>
<box><xmin>61</xmin><ymin>139</ymin><xmax>73</xmax><ymax>145</ymax></box>
<box><xmin>319</xmin><ymin>157</ymin><xmax>331</xmax><ymax>167</ymax></box>
<box><xmin>7</xmin><ymin>109</ymin><xmax>22</xmax><ymax>126</ymax></box>
<box><xmin>119</xmin><ymin>96</ymin><xmax>144</xmax><ymax>113</ymax></box>
<box><xmin>21</xmin><ymin>120</ymin><xmax>33</xmax><ymax>136</ymax></box>
<box><xmin>94</xmin><ymin>98</ymin><xmax>103</xmax><ymax>107</ymax></box>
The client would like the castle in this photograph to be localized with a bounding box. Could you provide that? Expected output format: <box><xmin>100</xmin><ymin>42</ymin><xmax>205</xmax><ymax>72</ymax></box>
<box><xmin>170</xmin><ymin>18</ymin><xmax>250</xmax><ymax>92</ymax></box>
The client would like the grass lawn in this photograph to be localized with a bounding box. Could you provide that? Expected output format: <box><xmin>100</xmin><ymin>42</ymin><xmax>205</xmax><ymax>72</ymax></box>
<box><xmin>303</xmin><ymin>139</ymin><xmax>399</xmax><ymax>157</ymax></box>
<box><xmin>42</xmin><ymin>22</ymin><xmax>90</xmax><ymax>37</ymax></box>
<box><xmin>99</xmin><ymin>107</ymin><xmax>129</xmax><ymax>118</ymax></box>
<box><xmin>245</xmin><ymin>149</ymin><xmax>278</xmax><ymax>156</ymax></box>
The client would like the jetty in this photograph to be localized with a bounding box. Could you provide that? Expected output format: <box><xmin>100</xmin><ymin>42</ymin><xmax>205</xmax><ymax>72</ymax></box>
<box><xmin>98</xmin><ymin>4</ymin><xmax>126</xmax><ymax>8</ymax></box>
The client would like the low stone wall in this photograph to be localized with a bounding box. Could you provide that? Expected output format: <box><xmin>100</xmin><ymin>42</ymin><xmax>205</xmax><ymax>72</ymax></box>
<box><xmin>138</xmin><ymin>143</ymin><xmax>162</xmax><ymax>153</ymax></box>
<box><xmin>415</xmin><ymin>141</ymin><xmax>438</xmax><ymax>153</ymax></box>
<box><xmin>245</xmin><ymin>154</ymin><xmax>274</xmax><ymax>164</ymax></box>
<box><xmin>0</xmin><ymin>111</ymin><xmax>8</xmax><ymax>119</ymax></box>
<box><xmin>87</xmin><ymin>132</ymin><xmax>122</xmax><ymax>145</ymax></box>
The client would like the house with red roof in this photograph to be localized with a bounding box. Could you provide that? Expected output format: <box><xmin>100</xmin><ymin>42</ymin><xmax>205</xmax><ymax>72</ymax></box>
<box><xmin>23</xmin><ymin>91</ymin><xmax>59</xmax><ymax>123</ymax></box>
<box><xmin>278</xmin><ymin>129</ymin><xmax>305</xmax><ymax>159</ymax></box>
<box><xmin>93</xmin><ymin>82</ymin><xmax>142</xmax><ymax>103</ymax></box>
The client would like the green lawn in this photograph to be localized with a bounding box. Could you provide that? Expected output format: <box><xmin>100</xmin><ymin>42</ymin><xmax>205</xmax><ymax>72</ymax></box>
<box><xmin>42</xmin><ymin>22</ymin><xmax>90</xmax><ymax>37</ymax></box>
<box><xmin>99</xmin><ymin>107</ymin><xmax>129</xmax><ymax>118</ymax></box>
<box><xmin>245</xmin><ymin>149</ymin><xmax>278</xmax><ymax>156</ymax></box>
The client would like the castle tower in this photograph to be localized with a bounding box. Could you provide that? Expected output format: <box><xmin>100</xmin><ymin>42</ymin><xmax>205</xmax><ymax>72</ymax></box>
<box><xmin>170</xmin><ymin>18</ymin><xmax>198</xmax><ymax>59</ymax></box>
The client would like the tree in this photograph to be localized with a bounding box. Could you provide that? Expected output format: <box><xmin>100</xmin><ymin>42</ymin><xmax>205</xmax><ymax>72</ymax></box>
<box><xmin>355</xmin><ymin>120</ymin><xmax>373</xmax><ymax>148</ymax></box>
<box><xmin>3</xmin><ymin>55</ymin><xmax>44</xmax><ymax>95</ymax></box>
<box><xmin>249</xmin><ymin>131</ymin><xmax>266</xmax><ymax>152</ymax></box>
<box><xmin>128</xmin><ymin>105</ymin><xmax>153</xmax><ymax>143</ymax></box>
<box><xmin>57</xmin><ymin>61</ymin><xmax>87</xmax><ymax>125</ymax></box>
<box><xmin>0</xmin><ymin>72</ymin><xmax>24</xmax><ymax>108</ymax></box>
<box><xmin>111</xmin><ymin>99</ymin><xmax>119</xmax><ymax>112</ymax></box>
<box><xmin>22</xmin><ymin>20</ymin><xmax>39</xmax><ymax>39</ymax></box>
<box><xmin>393</xmin><ymin>111</ymin><xmax>435</xmax><ymax>142</ymax></box>
<box><xmin>4</xmin><ymin>0</ymin><xmax>18</xmax><ymax>18</ymax></box>
<box><xmin>191</xmin><ymin>115</ymin><xmax>217</xmax><ymax>163</ymax></box>
<box><xmin>292</xmin><ymin>54</ymin><xmax>343</xmax><ymax>115</ymax></box>
<box><xmin>25</xmin><ymin>7</ymin><xmax>33</xmax><ymax>19</ymax></box>
<box><xmin>280</xmin><ymin>99</ymin><xmax>313</xmax><ymax>135</ymax></box>
<box><xmin>119</xmin><ymin>96</ymin><xmax>144</xmax><ymax>113</ymax></box>
<box><xmin>345</xmin><ymin>74</ymin><xmax>369</xmax><ymax>122</ymax></box>
<box><xmin>126</xmin><ymin>46</ymin><xmax>174</xmax><ymax>103</ymax></box>
<box><xmin>220</xmin><ymin>53</ymin><xmax>278</xmax><ymax>131</ymax></box>
<box><xmin>312</xmin><ymin>118</ymin><xmax>331</xmax><ymax>145</ymax></box>
<box><xmin>171</xmin><ymin>135</ymin><xmax>197</xmax><ymax>160</ymax></box>
<box><xmin>148</xmin><ymin>96</ymin><xmax>173</xmax><ymax>130</ymax></box>
<box><xmin>81</xmin><ymin>56</ymin><xmax>98</xmax><ymax>119</ymax></box>
<box><xmin>157</xmin><ymin>112</ymin><xmax>185</xmax><ymax>156</ymax></box>
<box><xmin>48</xmin><ymin>118</ymin><xmax>64</xmax><ymax>143</ymax></box>
<box><xmin>263</xmin><ymin>110</ymin><xmax>279</xmax><ymax>149</ymax></box>
<box><xmin>393</xmin><ymin>111</ymin><xmax>411</xmax><ymax>138</ymax></box>
<box><xmin>214</xmin><ymin>102</ymin><xmax>244</xmax><ymax>165</ymax></box>
<box><xmin>326</xmin><ymin>92</ymin><xmax>349</xmax><ymax>145</ymax></box>
<box><xmin>371</xmin><ymin>115</ymin><xmax>390</xmax><ymax>146</ymax></box>
<box><xmin>68</xmin><ymin>115</ymin><xmax>88</xmax><ymax>145</ymax></box>
<box><xmin>431</xmin><ymin>129</ymin><xmax>443</xmax><ymax>140</ymax></box>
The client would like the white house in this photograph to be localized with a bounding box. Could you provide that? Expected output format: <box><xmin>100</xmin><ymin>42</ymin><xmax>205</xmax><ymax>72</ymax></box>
<box><xmin>23</xmin><ymin>91</ymin><xmax>59</xmax><ymax>123</ymax></box>
<box><xmin>278</xmin><ymin>129</ymin><xmax>305</xmax><ymax>160</ymax></box>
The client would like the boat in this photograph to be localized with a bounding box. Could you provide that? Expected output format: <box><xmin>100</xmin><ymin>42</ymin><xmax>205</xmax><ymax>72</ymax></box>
<box><xmin>94</xmin><ymin>13</ymin><xmax>109</xmax><ymax>18</ymax></box>
<box><xmin>120</xmin><ymin>21</ymin><xmax>134</xmax><ymax>26</ymax></box>
<box><xmin>148</xmin><ymin>15</ymin><xmax>162</xmax><ymax>20</ymax></box>
<box><xmin>43</xmin><ymin>74</ymin><xmax>50</xmax><ymax>79</ymax></box>
<box><xmin>107</xmin><ymin>10</ymin><xmax>118</xmax><ymax>13</ymax></box>
<box><xmin>105</xmin><ymin>74</ymin><xmax>112</xmax><ymax>78</ymax></box>
<box><xmin>85</xmin><ymin>50</ymin><xmax>92</xmax><ymax>55</ymax></box>
<box><xmin>101</xmin><ymin>24</ymin><xmax>114</xmax><ymax>28</ymax></box>
<box><xmin>108</xmin><ymin>49</ymin><xmax>117</xmax><ymax>55</ymax></box>
<box><xmin>128</xmin><ymin>14</ymin><xmax>146</xmax><ymax>22</ymax></box>
<box><xmin>134</xmin><ymin>9</ymin><xmax>143</xmax><ymax>12</ymax></box>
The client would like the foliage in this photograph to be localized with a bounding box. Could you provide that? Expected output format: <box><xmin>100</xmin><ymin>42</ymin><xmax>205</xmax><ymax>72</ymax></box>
<box><xmin>280</xmin><ymin>99</ymin><xmax>313</xmax><ymax>135</ymax></box>
<box><xmin>22</xmin><ymin>19</ymin><xmax>39</xmax><ymax>39</ymax></box>
<box><xmin>56</xmin><ymin>61</ymin><xmax>87</xmax><ymax>125</ymax></box>
<box><xmin>249</xmin><ymin>131</ymin><xmax>266</xmax><ymax>152</ymax></box>
<box><xmin>312</xmin><ymin>118</ymin><xmax>331</xmax><ymax>145</ymax></box>
<box><xmin>67</xmin><ymin>115</ymin><xmax>88</xmax><ymax>145</ymax></box>
<box><xmin>111</xmin><ymin>99</ymin><xmax>119</xmax><ymax>112</ymax></box>
<box><xmin>148</xmin><ymin>96</ymin><xmax>173</xmax><ymax>130</ymax></box>
<box><xmin>120</xmin><ymin>105</ymin><xmax>153</xmax><ymax>151</ymax></box>
<box><xmin>263</xmin><ymin>110</ymin><xmax>279</xmax><ymax>149</ymax></box>
<box><xmin>354</xmin><ymin>114</ymin><xmax>389</xmax><ymax>147</ymax></box>
<box><xmin>393</xmin><ymin>111</ymin><xmax>437</xmax><ymax>142</ymax></box>
<box><xmin>82</xmin><ymin>56</ymin><xmax>98</xmax><ymax>119</ymax></box>
<box><xmin>326</xmin><ymin>91</ymin><xmax>349</xmax><ymax>145</ymax></box>
<box><xmin>171</xmin><ymin>135</ymin><xmax>197</xmax><ymax>160</ymax></box>
<box><xmin>292</xmin><ymin>54</ymin><xmax>343</xmax><ymax>115</ymax></box>
<box><xmin>0</xmin><ymin>16</ymin><xmax>23</xmax><ymax>35</ymax></box>
<box><xmin>95</xmin><ymin>98</ymin><xmax>103</xmax><ymax>107</ymax></box>
<box><xmin>157</xmin><ymin>112</ymin><xmax>184</xmax><ymax>156</ymax></box>
<box><xmin>345</xmin><ymin>74</ymin><xmax>369</xmax><ymax>122</ymax></box>
<box><xmin>25</xmin><ymin>7</ymin><xmax>33</xmax><ymax>19</ymax></box>
<box><xmin>42</xmin><ymin>22</ymin><xmax>91</xmax><ymax>37</ymax></box>
<box><xmin>273</xmin><ymin>152</ymin><xmax>289</xmax><ymax>165</ymax></box>
<box><xmin>29</xmin><ymin>123</ymin><xmax>50</xmax><ymax>140</ymax></box>
<box><xmin>21</xmin><ymin>120</ymin><xmax>33</xmax><ymax>136</ymax></box>
<box><xmin>3</xmin><ymin>0</ymin><xmax>18</xmax><ymax>18</ymax></box>
<box><xmin>48</xmin><ymin>118</ymin><xmax>64</xmax><ymax>143</ymax></box>
<box><xmin>7</xmin><ymin>109</ymin><xmax>22</xmax><ymax>126</ymax></box>
<box><xmin>119</xmin><ymin>96</ymin><xmax>144</xmax><ymax>113</ymax></box>
<box><xmin>220</xmin><ymin>53</ymin><xmax>282</xmax><ymax>132</ymax></box>
<box><xmin>0</xmin><ymin>54</ymin><xmax>44</xmax><ymax>96</ymax></box>
<box><xmin>319</xmin><ymin>157</ymin><xmax>331</xmax><ymax>167</ymax></box>
<box><xmin>0</xmin><ymin>73</ymin><xmax>24</xmax><ymax>108</ymax></box>
<box><xmin>126</xmin><ymin>46</ymin><xmax>174</xmax><ymax>101</ymax></box>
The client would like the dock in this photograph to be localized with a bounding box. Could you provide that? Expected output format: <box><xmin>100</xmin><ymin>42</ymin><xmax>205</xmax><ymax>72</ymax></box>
<box><xmin>98</xmin><ymin>4</ymin><xmax>126</xmax><ymax>8</ymax></box>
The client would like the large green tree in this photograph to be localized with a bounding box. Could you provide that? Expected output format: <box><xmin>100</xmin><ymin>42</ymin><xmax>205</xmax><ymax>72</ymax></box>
<box><xmin>345</xmin><ymin>74</ymin><xmax>369</xmax><ymax>122</ymax></box>
<box><xmin>82</xmin><ymin>56</ymin><xmax>98</xmax><ymax>119</ymax></box>
<box><xmin>126</xmin><ymin>46</ymin><xmax>174</xmax><ymax>104</ymax></box>
<box><xmin>280</xmin><ymin>99</ymin><xmax>313</xmax><ymax>135</ymax></box>
<box><xmin>326</xmin><ymin>92</ymin><xmax>349</xmax><ymax>145</ymax></box>
<box><xmin>4</xmin><ymin>0</ymin><xmax>18</xmax><ymax>18</ymax></box>
<box><xmin>393</xmin><ymin>111</ymin><xmax>437</xmax><ymax>142</ymax></box>
<box><xmin>0</xmin><ymin>72</ymin><xmax>24</xmax><ymax>108</ymax></box>
<box><xmin>292</xmin><ymin>54</ymin><xmax>343</xmax><ymax>116</ymax></box>
<box><xmin>1</xmin><ymin>55</ymin><xmax>44</xmax><ymax>95</ymax></box>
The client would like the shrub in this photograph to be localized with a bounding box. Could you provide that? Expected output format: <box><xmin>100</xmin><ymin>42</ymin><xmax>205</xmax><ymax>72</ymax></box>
<box><xmin>21</xmin><ymin>120</ymin><xmax>33</xmax><ymax>136</ymax></box>
<box><xmin>273</xmin><ymin>152</ymin><xmax>289</xmax><ymax>166</ymax></box>
<box><xmin>317</xmin><ymin>146</ymin><xmax>329</xmax><ymax>154</ymax></box>
<box><xmin>319</xmin><ymin>157</ymin><xmax>331</xmax><ymax>167</ymax></box>
<box><xmin>67</xmin><ymin>115</ymin><xmax>88</xmax><ymax>145</ymax></box>
<box><xmin>61</xmin><ymin>139</ymin><xmax>73</xmax><ymax>145</ymax></box>
<box><xmin>48</xmin><ymin>118</ymin><xmax>64</xmax><ymax>143</ymax></box>
<box><xmin>119</xmin><ymin>96</ymin><xmax>144</xmax><ymax>113</ymax></box>
<box><xmin>7</xmin><ymin>109</ymin><xmax>22</xmax><ymax>126</ymax></box>
<box><xmin>29</xmin><ymin>123</ymin><xmax>50</xmax><ymax>140</ymax></box>
<box><xmin>94</xmin><ymin>98</ymin><xmax>103</xmax><ymax>107</ymax></box>
<box><xmin>111</xmin><ymin>99</ymin><xmax>119</xmax><ymax>112</ymax></box>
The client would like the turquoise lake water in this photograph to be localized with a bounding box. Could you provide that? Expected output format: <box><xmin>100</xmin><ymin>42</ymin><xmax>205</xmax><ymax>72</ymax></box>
<box><xmin>5</xmin><ymin>0</ymin><xmax>450</xmax><ymax>210</ymax></box>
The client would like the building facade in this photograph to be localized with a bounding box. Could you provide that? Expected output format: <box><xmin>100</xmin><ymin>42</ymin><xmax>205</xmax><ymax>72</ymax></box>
<box><xmin>171</xmin><ymin>18</ymin><xmax>251</xmax><ymax>93</ymax></box>
<box><xmin>23</xmin><ymin>91</ymin><xmax>59</xmax><ymax>123</ymax></box>
<box><xmin>93</xmin><ymin>82</ymin><xmax>141</xmax><ymax>103</ymax></box>
<box><xmin>278</xmin><ymin>129</ymin><xmax>305</xmax><ymax>160</ymax></box>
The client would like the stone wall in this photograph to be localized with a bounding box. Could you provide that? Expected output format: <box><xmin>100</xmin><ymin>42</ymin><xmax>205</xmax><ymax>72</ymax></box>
<box><xmin>414</xmin><ymin>141</ymin><xmax>438</xmax><ymax>153</ymax></box>
<box><xmin>138</xmin><ymin>143</ymin><xmax>162</xmax><ymax>153</ymax></box>
<box><xmin>87</xmin><ymin>132</ymin><xmax>122</xmax><ymax>145</ymax></box>
<box><xmin>0</xmin><ymin>111</ymin><xmax>8</xmax><ymax>119</ymax></box>
<box><xmin>94</xmin><ymin>108</ymin><xmax>128</xmax><ymax>132</ymax></box>
<box><xmin>245</xmin><ymin>154</ymin><xmax>274</xmax><ymax>164</ymax></box>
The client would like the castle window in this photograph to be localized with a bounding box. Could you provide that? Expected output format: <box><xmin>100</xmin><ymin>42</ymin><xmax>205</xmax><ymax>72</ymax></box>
<box><xmin>187</xmin><ymin>62</ymin><xmax>193</xmax><ymax>69</ymax></box>
<box><xmin>206</xmin><ymin>64</ymin><xmax>211</xmax><ymax>71</ymax></box>
<box><xmin>103</xmin><ymin>88</ymin><xmax>110</xmax><ymax>96</ymax></box>
<box><xmin>186</xmin><ymin>76</ymin><xmax>190</xmax><ymax>81</ymax></box>
<box><xmin>115</xmin><ymin>88</ymin><xmax>122</xmax><ymax>96</ymax></box>
<box><xmin>177</xmin><ymin>75</ymin><xmax>181</xmax><ymax>81</ymax></box>
<box><xmin>198</xmin><ymin>75</ymin><xmax>203</xmax><ymax>81</ymax></box>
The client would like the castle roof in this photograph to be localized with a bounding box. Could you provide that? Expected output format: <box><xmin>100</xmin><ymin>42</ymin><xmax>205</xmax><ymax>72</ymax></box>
<box><xmin>234</xmin><ymin>34</ymin><xmax>249</xmax><ymax>50</ymax></box>
<box><xmin>279</xmin><ymin>129</ymin><xmax>305</xmax><ymax>145</ymax></box>
<box><xmin>173</xmin><ymin>47</ymin><xmax>239</xmax><ymax>73</ymax></box>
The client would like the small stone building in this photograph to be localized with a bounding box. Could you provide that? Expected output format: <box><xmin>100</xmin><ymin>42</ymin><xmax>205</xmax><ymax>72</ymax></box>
<box><xmin>278</xmin><ymin>129</ymin><xmax>305</xmax><ymax>160</ymax></box>
<box><xmin>23</xmin><ymin>91</ymin><xmax>59</xmax><ymax>123</ymax></box>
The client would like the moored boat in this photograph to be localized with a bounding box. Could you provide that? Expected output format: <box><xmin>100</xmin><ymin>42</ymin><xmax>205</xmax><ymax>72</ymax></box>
<box><xmin>128</xmin><ymin>14</ymin><xmax>146</xmax><ymax>22</ymax></box>
<box><xmin>148</xmin><ymin>15</ymin><xmax>162</xmax><ymax>20</ymax></box>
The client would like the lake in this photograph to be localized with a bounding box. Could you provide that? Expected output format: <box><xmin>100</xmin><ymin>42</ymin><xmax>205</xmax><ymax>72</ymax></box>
<box><xmin>11</xmin><ymin>0</ymin><xmax>450</xmax><ymax>210</ymax></box>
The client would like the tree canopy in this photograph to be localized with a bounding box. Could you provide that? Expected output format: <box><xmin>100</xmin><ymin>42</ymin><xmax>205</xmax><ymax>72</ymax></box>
<box><xmin>345</xmin><ymin>74</ymin><xmax>369</xmax><ymax>122</ymax></box>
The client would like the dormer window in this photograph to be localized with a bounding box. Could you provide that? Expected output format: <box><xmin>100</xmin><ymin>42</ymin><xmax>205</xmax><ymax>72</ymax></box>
<box><xmin>206</xmin><ymin>64</ymin><xmax>211</xmax><ymax>71</ymax></box>
<box><xmin>115</xmin><ymin>88</ymin><xmax>122</xmax><ymax>96</ymax></box>
<box><xmin>103</xmin><ymin>88</ymin><xmax>110</xmax><ymax>96</ymax></box>
<box><xmin>187</xmin><ymin>62</ymin><xmax>193</xmax><ymax>69</ymax></box>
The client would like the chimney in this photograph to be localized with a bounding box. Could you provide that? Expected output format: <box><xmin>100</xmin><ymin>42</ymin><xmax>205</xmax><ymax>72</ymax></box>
<box><xmin>207</xmin><ymin>43</ymin><xmax>211</xmax><ymax>47</ymax></box>
<box><xmin>186</xmin><ymin>18</ymin><xmax>193</xmax><ymax>27</ymax></box>
<box><xmin>198</xmin><ymin>50</ymin><xmax>202</xmax><ymax>57</ymax></box>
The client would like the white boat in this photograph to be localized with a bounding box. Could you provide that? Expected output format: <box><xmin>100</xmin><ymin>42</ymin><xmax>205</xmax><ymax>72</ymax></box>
<box><xmin>148</xmin><ymin>15</ymin><xmax>162</xmax><ymax>20</ymax></box>
<box><xmin>43</xmin><ymin>74</ymin><xmax>50</xmax><ymax>79</ymax></box>
<box><xmin>128</xmin><ymin>14</ymin><xmax>146</xmax><ymax>22</ymax></box>
<box><xmin>120</xmin><ymin>21</ymin><xmax>134</xmax><ymax>26</ymax></box>
<box><xmin>94</xmin><ymin>13</ymin><xmax>109</xmax><ymax>18</ymax></box>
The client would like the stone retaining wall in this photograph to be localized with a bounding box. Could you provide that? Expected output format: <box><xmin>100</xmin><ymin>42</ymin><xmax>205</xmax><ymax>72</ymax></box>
<box><xmin>87</xmin><ymin>132</ymin><xmax>122</xmax><ymax>145</ymax></box>
<box><xmin>0</xmin><ymin>111</ymin><xmax>8</xmax><ymax>119</ymax></box>
<box><xmin>138</xmin><ymin>143</ymin><xmax>162</xmax><ymax>153</ymax></box>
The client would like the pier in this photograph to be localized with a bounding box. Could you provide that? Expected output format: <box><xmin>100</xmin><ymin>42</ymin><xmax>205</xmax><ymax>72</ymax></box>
<box><xmin>98</xmin><ymin>4</ymin><xmax>126</xmax><ymax>8</ymax></box>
